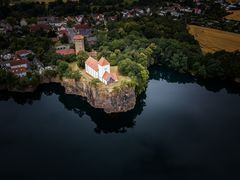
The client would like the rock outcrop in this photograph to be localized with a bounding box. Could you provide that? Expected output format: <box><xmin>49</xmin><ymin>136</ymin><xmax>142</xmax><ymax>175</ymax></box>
<box><xmin>61</xmin><ymin>79</ymin><xmax>136</xmax><ymax>113</ymax></box>
<box><xmin>0</xmin><ymin>76</ymin><xmax>136</xmax><ymax>113</ymax></box>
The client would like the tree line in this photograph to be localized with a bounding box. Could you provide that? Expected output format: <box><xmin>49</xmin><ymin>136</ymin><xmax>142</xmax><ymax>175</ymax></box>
<box><xmin>95</xmin><ymin>16</ymin><xmax>240</xmax><ymax>95</ymax></box>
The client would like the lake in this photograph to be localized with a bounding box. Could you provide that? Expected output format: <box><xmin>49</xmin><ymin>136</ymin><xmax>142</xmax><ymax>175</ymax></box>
<box><xmin>0</xmin><ymin>66</ymin><xmax>240</xmax><ymax>180</ymax></box>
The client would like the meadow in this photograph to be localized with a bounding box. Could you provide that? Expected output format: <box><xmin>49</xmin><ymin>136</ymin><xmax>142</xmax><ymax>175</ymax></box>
<box><xmin>188</xmin><ymin>25</ymin><xmax>240</xmax><ymax>54</ymax></box>
<box><xmin>225</xmin><ymin>10</ymin><xmax>240</xmax><ymax>21</ymax></box>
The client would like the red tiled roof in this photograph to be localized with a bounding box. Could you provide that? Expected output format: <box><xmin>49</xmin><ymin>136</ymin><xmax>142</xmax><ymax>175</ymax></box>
<box><xmin>15</xmin><ymin>50</ymin><xmax>31</xmax><ymax>56</ymax></box>
<box><xmin>98</xmin><ymin>57</ymin><xmax>110</xmax><ymax>66</ymax></box>
<box><xmin>102</xmin><ymin>72</ymin><xmax>118</xmax><ymax>82</ymax></box>
<box><xmin>74</xmin><ymin>24</ymin><xmax>90</xmax><ymax>30</ymax></box>
<box><xmin>85</xmin><ymin>56</ymin><xmax>98</xmax><ymax>72</ymax></box>
<box><xmin>56</xmin><ymin>49</ymin><xmax>75</xmax><ymax>55</ymax></box>
<box><xmin>10</xmin><ymin>58</ymin><xmax>28</xmax><ymax>67</ymax></box>
<box><xmin>11</xmin><ymin>67</ymin><xmax>27</xmax><ymax>74</ymax></box>
<box><xmin>102</xmin><ymin>71</ymin><xmax>111</xmax><ymax>81</ymax></box>
<box><xmin>74</xmin><ymin>34</ymin><xmax>84</xmax><ymax>40</ymax></box>
<box><xmin>30</xmin><ymin>24</ymin><xmax>50</xmax><ymax>32</ymax></box>
<box><xmin>59</xmin><ymin>29</ymin><xmax>68</xmax><ymax>35</ymax></box>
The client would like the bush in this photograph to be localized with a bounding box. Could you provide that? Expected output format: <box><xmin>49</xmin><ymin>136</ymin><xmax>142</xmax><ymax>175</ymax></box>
<box><xmin>77</xmin><ymin>51</ymin><xmax>89</xmax><ymax>68</ymax></box>
<box><xmin>64</xmin><ymin>71</ymin><xmax>81</xmax><ymax>81</ymax></box>
<box><xmin>57</xmin><ymin>61</ymin><xmax>69</xmax><ymax>76</ymax></box>
<box><xmin>43</xmin><ymin>69</ymin><xmax>58</xmax><ymax>79</ymax></box>
<box><xmin>90</xmin><ymin>79</ymin><xmax>101</xmax><ymax>87</ymax></box>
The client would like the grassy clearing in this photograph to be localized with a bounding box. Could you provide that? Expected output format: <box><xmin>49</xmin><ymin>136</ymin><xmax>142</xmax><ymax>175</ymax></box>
<box><xmin>225</xmin><ymin>10</ymin><xmax>240</xmax><ymax>21</ymax></box>
<box><xmin>188</xmin><ymin>25</ymin><xmax>240</xmax><ymax>54</ymax></box>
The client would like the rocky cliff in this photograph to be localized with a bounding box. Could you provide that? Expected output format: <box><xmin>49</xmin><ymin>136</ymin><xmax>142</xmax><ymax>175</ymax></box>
<box><xmin>61</xmin><ymin>79</ymin><xmax>136</xmax><ymax>113</ymax></box>
<box><xmin>0</xmin><ymin>76</ymin><xmax>136</xmax><ymax>113</ymax></box>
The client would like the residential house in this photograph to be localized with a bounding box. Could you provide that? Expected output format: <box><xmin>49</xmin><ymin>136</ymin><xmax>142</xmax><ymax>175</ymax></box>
<box><xmin>56</xmin><ymin>49</ymin><xmax>75</xmax><ymax>56</ymax></box>
<box><xmin>74</xmin><ymin>24</ymin><xmax>92</xmax><ymax>37</ymax></box>
<box><xmin>10</xmin><ymin>57</ymin><xmax>28</xmax><ymax>77</ymax></box>
<box><xmin>15</xmin><ymin>50</ymin><xmax>33</xmax><ymax>59</ymax></box>
<box><xmin>30</xmin><ymin>24</ymin><xmax>51</xmax><ymax>33</ymax></box>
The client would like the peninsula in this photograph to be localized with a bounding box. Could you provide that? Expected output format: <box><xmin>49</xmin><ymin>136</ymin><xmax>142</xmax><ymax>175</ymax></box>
<box><xmin>1</xmin><ymin>0</ymin><xmax>240</xmax><ymax>113</ymax></box>
<box><xmin>0</xmin><ymin>33</ymin><xmax>136</xmax><ymax>113</ymax></box>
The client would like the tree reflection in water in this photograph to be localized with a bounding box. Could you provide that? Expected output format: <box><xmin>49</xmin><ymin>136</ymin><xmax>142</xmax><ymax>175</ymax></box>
<box><xmin>0</xmin><ymin>83</ymin><xmax>146</xmax><ymax>134</ymax></box>
<box><xmin>149</xmin><ymin>66</ymin><xmax>240</xmax><ymax>96</ymax></box>
<box><xmin>1</xmin><ymin>66</ymin><xmax>240</xmax><ymax>134</ymax></box>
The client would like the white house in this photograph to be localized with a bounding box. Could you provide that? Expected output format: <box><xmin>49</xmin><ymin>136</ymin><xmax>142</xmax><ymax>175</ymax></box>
<box><xmin>85</xmin><ymin>56</ymin><xmax>117</xmax><ymax>85</ymax></box>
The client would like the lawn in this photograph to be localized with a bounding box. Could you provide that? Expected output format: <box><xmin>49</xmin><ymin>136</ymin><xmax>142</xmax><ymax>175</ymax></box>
<box><xmin>188</xmin><ymin>25</ymin><xmax>240</xmax><ymax>54</ymax></box>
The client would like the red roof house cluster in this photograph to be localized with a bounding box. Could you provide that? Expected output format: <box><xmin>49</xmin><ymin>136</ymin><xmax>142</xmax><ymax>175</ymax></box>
<box><xmin>30</xmin><ymin>24</ymin><xmax>51</xmax><ymax>32</ymax></box>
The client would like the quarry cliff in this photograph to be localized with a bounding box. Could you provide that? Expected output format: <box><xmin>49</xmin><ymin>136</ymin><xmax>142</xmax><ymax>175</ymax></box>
<box><xmin>61</xmin><ymin>78</ymin><xmax>136</xmax><ymax>113</ymax></box>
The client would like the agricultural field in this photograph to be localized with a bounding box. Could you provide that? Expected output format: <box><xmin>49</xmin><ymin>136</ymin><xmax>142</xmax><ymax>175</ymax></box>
<box><xmin>225</xmin><ymin>10</ymin><xmax>240</xmax><ymax>21</ymax></box>
<box><xmin>188</xmin><ymin>25</ymin><xmax>240</xmax><ymax>54</ymax></box>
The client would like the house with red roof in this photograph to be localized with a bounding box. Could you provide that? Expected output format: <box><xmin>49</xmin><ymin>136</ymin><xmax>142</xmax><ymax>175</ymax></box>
<box><xmin>10</xmin><ymin>57</ymin><xmax>28</xmax><ymax>77</ymax></box>
<box><xmin>15</xmin><ymin>50</ymin><xmax>32</xmax><ymax>58</ymax></box>
<box><xmin>85</xmin><ymin>56</ymin><xmax>117</xmax><ymax>85</ymax></box>
<box><xmin>55</xmin><ymin>34</ymin><xmax>84</xmax><ymax>56</ymax></box>
<box><xmin>56</xmin><ymin>49</ymin><xmax>75</xmax><ymax>56</ymax></box>
<box><xmin>30</xmin><ymin>24</ymin><xmax>51</xmax><ymax>33</ymax></box>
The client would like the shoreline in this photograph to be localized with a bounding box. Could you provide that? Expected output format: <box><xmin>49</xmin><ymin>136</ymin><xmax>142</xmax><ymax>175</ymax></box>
<box><xmin>0</xmin><ymin>76</ymin><xmax>136</xmax><ymax>113</ymax></box>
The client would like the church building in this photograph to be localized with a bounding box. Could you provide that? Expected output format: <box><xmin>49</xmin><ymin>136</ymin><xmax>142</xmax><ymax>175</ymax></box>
<box><xmin>85</xmin><ymin>56</ymin><xmax>117</xmax><ymax>85</ymax></box>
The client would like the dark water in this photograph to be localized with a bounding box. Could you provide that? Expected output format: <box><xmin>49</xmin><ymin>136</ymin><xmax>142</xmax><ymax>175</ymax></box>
<box><xmin>1</xmin><ymin>66</ymin><xmax>240</xmax><ymax>180</ymax></box>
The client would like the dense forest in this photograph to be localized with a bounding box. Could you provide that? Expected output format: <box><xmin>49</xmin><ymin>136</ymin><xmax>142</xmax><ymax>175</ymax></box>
<box><xmin>95</xmin><ymin>16</ymin><xmax>240</xmax><ymax>94</ymax></box>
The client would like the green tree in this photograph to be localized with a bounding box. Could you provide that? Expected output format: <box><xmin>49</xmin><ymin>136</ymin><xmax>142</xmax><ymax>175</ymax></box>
<box><xmin>60</xmin><ymin>34</ymin><xmax>69</xmax><ymax>44</ymax></box>
<box><xmin>57</xmin><ymin>61</ymin><xmax>69</xmax><ymax>76</ymax></box>
<box><xmin>43</xmin><ymin>69</ymin><xmax>58</xmax><ymax>79</ymax></box>
<box><xmin>77</xmin><ymin>51</ymin><xmax>89</xmax><ymax>68</ymax></box>
<box><xmin>90</xmin><ymin>79</ymin><xmax>101</xmax><ymax>87</ymax></box>
<box><xmin>64</xmin><ymin>71</ymin><xmax>81</xmax><ymax>81</ymax></box>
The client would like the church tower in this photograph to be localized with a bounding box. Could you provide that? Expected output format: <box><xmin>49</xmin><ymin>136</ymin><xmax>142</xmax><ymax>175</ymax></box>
<box><xmin>74</xmin><ymin>34</ymin><xmax>85</xmax><ymax>55</ymax></box>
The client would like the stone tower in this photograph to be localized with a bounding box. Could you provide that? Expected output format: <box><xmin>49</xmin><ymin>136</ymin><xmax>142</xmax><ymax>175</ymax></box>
<box><xmin>74</xmin><ymin>34</ymin><xmax>85</xmax><ymax>55</ymax></box>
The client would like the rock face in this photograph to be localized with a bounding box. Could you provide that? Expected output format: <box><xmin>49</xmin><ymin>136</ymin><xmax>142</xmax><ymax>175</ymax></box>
<box><xmin>61</xmin><ymin>79</ymin><xmax>136</xmax><ymax>113</ymax></box>
<box><xmin>0</xmin><ymin>76</ymin><xmax>136</xmax><ymax>113</ymax></box>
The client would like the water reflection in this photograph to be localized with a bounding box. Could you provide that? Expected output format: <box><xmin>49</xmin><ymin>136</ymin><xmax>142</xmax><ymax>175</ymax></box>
<box><xmin>0</xmin><ymin>83</ymin><xmax>146</xmax><ymax>134</ymax></box>
<box><xmin>1</xmin><ymin>66</ymin><xmax>240</xmax><ymax>134</ymax></box>
<box><xmin>149</xmin><ymin>66</ymin><xmax>240</xmax><ymax>95</ymax></box>
<box><xmin>58</xmin><ymin>92</ymin><xmax>146</xmax><ymax>134</ymax></box>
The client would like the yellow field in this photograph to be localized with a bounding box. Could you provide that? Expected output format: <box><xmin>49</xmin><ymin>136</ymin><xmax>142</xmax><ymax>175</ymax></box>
<box><xmin>225</xmin><ymin>10</ymin><xmax>240</xmax><ymax>21</ymax></box>
<box><xmin>188</xmin><ymin>25</ymin><xmax>240</xmax><ymax>54</ymax></box>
